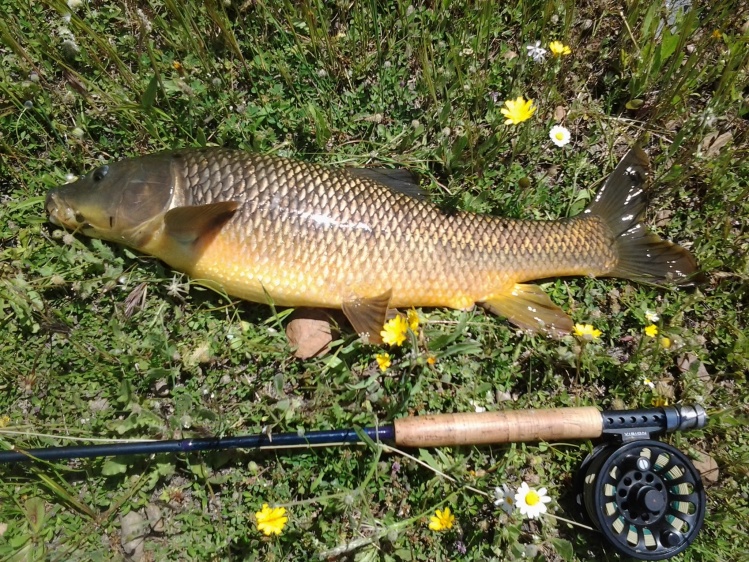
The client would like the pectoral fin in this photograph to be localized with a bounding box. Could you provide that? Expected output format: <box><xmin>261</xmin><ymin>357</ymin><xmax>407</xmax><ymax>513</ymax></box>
<box><xmin>164</xmin><ymin>201</ymin><xmax>240</xmax><ymax>245</ymax></box>
<box><xmin>341</xmin><ymin>290</ymin><xmax>392</xmax><ymax>344</ymax></box>
<box><xmin>481</xmin><ymin>284</ymin><xmax>573</xmax><ymax>337</ymax></box>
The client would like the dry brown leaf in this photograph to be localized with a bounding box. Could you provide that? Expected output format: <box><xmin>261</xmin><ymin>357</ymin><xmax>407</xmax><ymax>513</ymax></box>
<box><xmin>692</xmin><ymin>451</ymin><xmax>719</xmax><ymax>484</ymax></box>
<box><xmin>286</xmin><ymin>308</ymin><xmax>335</xmax><ymax>359</ymax></box>
<box><xmin>677</xmin><ymin>353</ymin><xmax>711</xmax><ymax>383</ymax></box>
<box><xmin>702</xmin><ymin>131</ymin><xmax>733</xmax><ymax>158</ymax></box>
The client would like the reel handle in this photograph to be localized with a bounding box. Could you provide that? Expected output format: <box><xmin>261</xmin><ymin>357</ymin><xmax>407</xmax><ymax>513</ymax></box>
<box><xmin>394</xmin><ymin>407</ymin><xmax>603</xmax><ymax>447</ymax></box>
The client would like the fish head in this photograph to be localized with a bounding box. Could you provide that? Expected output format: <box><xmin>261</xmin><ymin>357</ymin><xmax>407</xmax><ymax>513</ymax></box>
<box><xmin>46</xmin><ymin>155</ymin><xmax>175</xmax><ymax>248</ymax></box>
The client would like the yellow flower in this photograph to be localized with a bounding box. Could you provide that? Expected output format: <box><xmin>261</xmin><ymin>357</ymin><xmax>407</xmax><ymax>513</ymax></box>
<box><xmin>255</xmin><ymin>504</ymin><xmax>288</xmax><ymax>536</ymax></box>
<box><xmin>500</xmin><ymin>96</ymin><xmax>536</xmax><ymax>125</ymax></box>
<box><xmin>407</xmin><ymin>308</ymin><xmax>420</xmax><ymax>334</ymax></box>
<box><xmin>712</xmin><ymin>29</ymin><xmax>722</xmax><ymax>39</ymax></box>
<box><xmin>375</xmin><ymin>352</ymin><xmax>391</xmax><ymax>371</ymax></box>
<box><xmin>660</xmin><ymin>336</ymin><xmax>672</xmax><ymax>349</ymax></box>
<box><xmin>644</xmin><ymin>324</ymin><xmax>658</xmax><ymax>337</ymax></box>
<box><xmin>428</xmin><ymin>507</ymin><xmax>455</xmax><ymax>532</ymax></box>
<box><xmin>573</xmin><ymin>323</ymin><xmax>602</xmax><ymax>341</ymax></box>
<box><xmin>652</xmin><ymin>396</ymin><xmax>669</xmax><ymax>407</ymax></box>
<box><xmin>0</xmin><ymin>415</ymin><xmax>9</xmax><ymax>428</ymax></box>
<box><xmin>381</xmin><ymin>315</ymin><xmax>408</xmax><ymax>346</ymax></box>
<box><xmin>549</xmin><ymin>41</ymin><xmax>571</xmax><ymax>56</ymax></box>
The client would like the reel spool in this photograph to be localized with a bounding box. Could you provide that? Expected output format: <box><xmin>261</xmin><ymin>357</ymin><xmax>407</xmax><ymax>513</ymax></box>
<box><xmin>575</xmin><ymin>440</ymin><xmax>706</xmax><ymax>560</ymax></box>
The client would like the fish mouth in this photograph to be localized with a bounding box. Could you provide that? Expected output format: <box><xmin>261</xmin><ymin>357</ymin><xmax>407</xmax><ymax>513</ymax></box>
<box><xmin>45</xmin><ymin>191</ymin><xmax>74</xmax><ymax>228</ymax></box>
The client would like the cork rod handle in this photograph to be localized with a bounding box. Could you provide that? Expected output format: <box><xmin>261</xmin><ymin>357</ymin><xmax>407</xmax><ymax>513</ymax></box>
<box><xmin>393</xmin><ymin>407</ymin><xmax>603</xmax><ymax>448</ymax></box>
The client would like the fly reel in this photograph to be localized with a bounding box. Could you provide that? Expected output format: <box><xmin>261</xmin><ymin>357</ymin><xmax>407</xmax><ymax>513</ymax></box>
<box><xmin>574</xmin><ymin>406</ymin><xmax>707</xmax><ymax>560</ymax></box>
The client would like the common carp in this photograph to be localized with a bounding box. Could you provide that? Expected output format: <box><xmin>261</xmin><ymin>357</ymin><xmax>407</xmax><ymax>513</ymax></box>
<box><xmin>45</xmin><ymin>146</ymin><xmax>698</xmax><ymax>342</ymax></box>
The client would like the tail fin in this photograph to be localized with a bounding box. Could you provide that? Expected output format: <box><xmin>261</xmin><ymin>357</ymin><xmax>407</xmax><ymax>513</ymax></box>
<box><xmin>585</xmin><ymin>146</ymin><xmax>699</xmax><ymax>284</ymax></box>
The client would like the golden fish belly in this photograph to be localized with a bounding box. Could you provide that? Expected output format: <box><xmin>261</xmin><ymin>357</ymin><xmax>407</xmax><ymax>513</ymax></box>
<box><xmin>178</xmin><ymin>202</ymin><xmax>615</xmax><ymax>311</ymax></box>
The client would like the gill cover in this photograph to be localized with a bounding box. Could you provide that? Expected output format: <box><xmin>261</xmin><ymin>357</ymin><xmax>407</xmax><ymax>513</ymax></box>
<box><xmin>46</xmin><ymin>155</ymin><xmax>175</xmax><ymax>248</ymax></box>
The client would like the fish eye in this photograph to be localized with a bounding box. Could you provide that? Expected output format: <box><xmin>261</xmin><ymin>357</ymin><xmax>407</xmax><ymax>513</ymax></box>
<box><xmin>93</xmin><ymin>166</ymin><xmax>109</xmax><ymax>182</ymax></box>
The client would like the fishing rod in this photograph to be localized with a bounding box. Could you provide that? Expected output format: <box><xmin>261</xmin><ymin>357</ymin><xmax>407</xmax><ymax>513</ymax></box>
<box><xmin>1</xmin><ymin>404</ymin><xmax>707</xmax><ymax>560</ymax></box>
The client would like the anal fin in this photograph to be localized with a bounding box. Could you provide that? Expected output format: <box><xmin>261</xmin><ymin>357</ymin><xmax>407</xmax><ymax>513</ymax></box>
<box><xmin>481</xmin><ymin>284</ymin><xmax>573</xmax><ymax>337</ymax></box>
<box><xmin>341</xmin><ymin>290</ymin><xmax>392</xmax><ymax>344</ymax></box>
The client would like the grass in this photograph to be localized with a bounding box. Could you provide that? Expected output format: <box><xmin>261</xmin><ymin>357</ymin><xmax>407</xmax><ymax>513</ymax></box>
<box><xmin>1</xmin><ymin>0</ymin><xmax>747</xmax><ymax>560</ymax></box>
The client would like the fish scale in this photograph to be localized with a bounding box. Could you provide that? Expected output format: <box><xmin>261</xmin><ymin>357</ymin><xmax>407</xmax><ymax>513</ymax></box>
<box><xmin>45</xmin><ymin>146</ymin><xmax>699</xmax><ymax>341</ymax></box>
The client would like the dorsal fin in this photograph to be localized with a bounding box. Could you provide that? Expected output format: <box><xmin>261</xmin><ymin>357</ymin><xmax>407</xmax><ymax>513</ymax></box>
<box><xmin>347</xmin><ymin>168</ymin><xmax>426</xmax><ymax>200</ymax></box>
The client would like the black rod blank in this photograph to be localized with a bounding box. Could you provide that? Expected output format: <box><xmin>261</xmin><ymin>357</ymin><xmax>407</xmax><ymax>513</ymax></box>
<box><xmin>0</xmin><ymin>426</ymin><xmax>396</xmax><ymax>464</ymax></box>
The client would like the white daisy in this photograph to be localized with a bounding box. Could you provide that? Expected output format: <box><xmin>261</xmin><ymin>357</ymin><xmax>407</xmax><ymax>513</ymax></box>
<box><xmin>549</xmin><ymin>125</ymin><xmax>571</xmax><ymax>147</ymax></box>
<box><xmin>469</xmin><ymin>400</ymin><xmax>486</xmax><ymax>413</ymax></box>
<box><xmin>493</xmin><ymin>484</ymin><xmax>516</xmax><ymax>515</ymax></box>
<box><xmin>645</xmin><ymin>310</ymin><xmax>660</xmax><ymax>322</ymax></box>
<box><xmin>526</xmin><ymin>41</ymin><xmax>547</xmax><ymax>62</ymax></box>
<box><xmin>514</xmin><ymin>482</ymin><xmax>551</xmax><ymax>520</ymax></box>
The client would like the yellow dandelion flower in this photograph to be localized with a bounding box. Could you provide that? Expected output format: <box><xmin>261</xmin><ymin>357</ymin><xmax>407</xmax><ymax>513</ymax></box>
<box><xmin>428</xmin><ymin>507</ymin><xmax>455</xmax><ymax>532</ymax></box>
<box><xmin>660</xmin><ymin>336</ymin><xmax>672</xmax><ymax>349</ymax></box>
<box><xmin>652</xmin><ymin>396</ymin><xmax>669</xmax><ymax>407</ymax></box>
<box><xmin>426</xmin><ymin>354</ymin><xmax>437</xmax><ymax>366</ymax></box>
<box><xmin>573</xmin><ymin>323</ymin><xmax>602</xmax><ymax>341</ymax></box>
<box><xmin>375</xmin><ymin>352</ymin><xmax>391</xmax><ymax>371</ymax></box>
<box><xmin>255</xmin><ymin>504</ymin><xmax>288</xmax><ymax>536</ymax></box>
<box><xmin>549</xmin><ymin>41</ymin><xmax>572</xmax><ymax>56</ymax></box>
<box><xmin>381</xmin><ymin>315</ymin><xmax>408</xmax><ymax>346</ymax></box>
<box><xmin>500</xmin><ymin>96</ymin><xmax>536</xmax><ymax>125</ymax></box>
<box><xmin>644</xmin><ymin>324</ymin><xmax>658</xmax><ymax>338</ymax></box>
<box><xmin>407</xmin><ymin>308</ymin><xmax>420</xmax><ymax>334</ymax></box>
